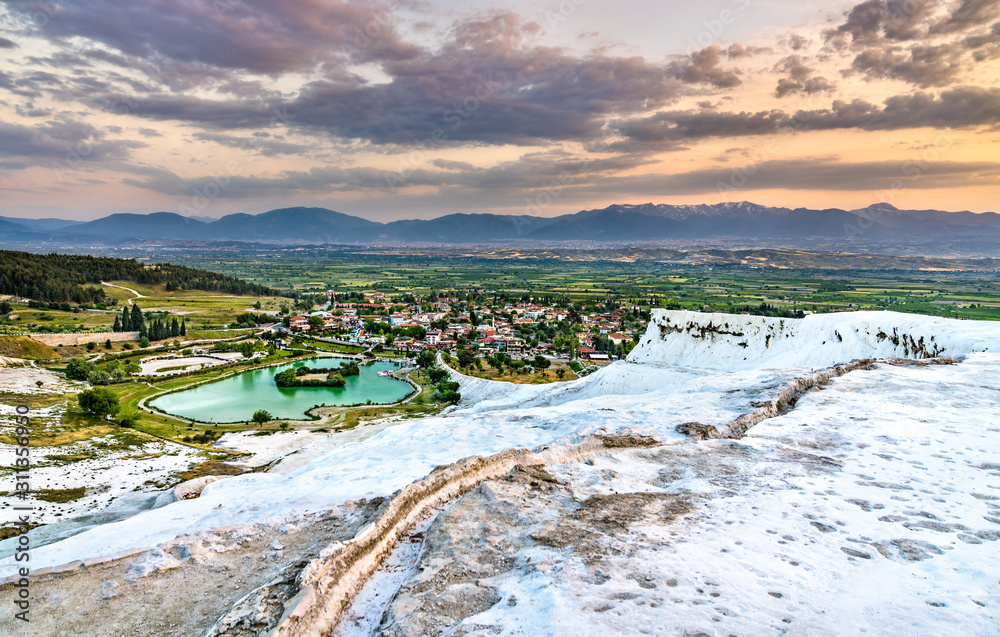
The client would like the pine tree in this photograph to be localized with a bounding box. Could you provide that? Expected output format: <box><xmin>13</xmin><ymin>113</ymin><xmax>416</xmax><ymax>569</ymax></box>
<box><xmin>113</xmin><ymin>315</ymin><xmax>121</xmax><ymax>332</ymax></box>
<box><xmin>121</xmin><ymin>306</ymin><xmax>131</xmax><ymax>331</ymax></box>
<box><xmin>130</xmin><ymin>304</ymin><xmax>144</xmax><ymax>335</ymax></box>
<box><xmin>170</xmin><ymin>317</ymin><xmax>180</xmax><ymax>337</ymax></box>
<box><xmin>180</xmin><ymin>319</ymin><xmax>186</xmax><ymax>336</ymax></box>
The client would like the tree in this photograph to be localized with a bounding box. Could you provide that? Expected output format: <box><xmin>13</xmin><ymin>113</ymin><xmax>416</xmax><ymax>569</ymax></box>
<box><xmin>113</xmin><ymin>315</ymin><xmax>121</xmax><ymax>332</ymax></box>
<box><xmin>237</xmin><ymin>340</ymin><xmax>260</xmax><ymax>359</ymax></box>
<box><xmin>457</xmin><ymin>348</ymin><xmax>476</xmax><ymax>369</ymax></box>
<box><xmin>105</xmin><ymin>339</ymin><xmax>112</xmax><ymax>349</ymax></box>
<box><xmin>0</xmin><ymin>300</ymin><xmax>11</xmax><ymax>315</ymax></box>
<box><xmin>78</xmin><ymin>387</ymin><xmax>120</xmax><ymax>418</ymax></box>
<box><xmin>179</xmin><ymin>319</ymin><xmax>186</xmax><ymax>336</ymax></box>
<box><xmin>307</xmin><ymin>315</ymin><xmax>325</xmax><ymax>329</ymax></box>
<box><xmin>139</xmin><ymin>336</ymin><xmax>150</xmax><ymax>348</ymax></box>
<box><xmin>170</xmin><ymin>317</ymin><xmax>180</xmax><ymax>337</ymax></box>
<box><xmin>533</xmin><ymin>355</ymin><xmax>551</xmax><ymax>371</ymax></box>
<box><xmin>416</xmin><ymin>348</ymin><xmax>436</xmax><ymax>368</ymax></box>
<box><xmin>130</xmin><ymin>304</ymin><xmax>144</xmax><ymax>335</ymax></box>
<box><xmin>121</xmin><ymin>306</ymin><xmax>131</xmax><ymax>331</ymax></box>
<box><xmin>86</xmin><ymin>341</ymin><xmax>96</xmax><ymax>351</ymax></box>
<box><xmin>65</xmin><ymin>357</ymin><xmax>94</xmax><ymax>380</ymax></box>
<box><xmin>251</xmin><ymin>409</ymin><xmax>272</xmax><ymax>424</ymax></box>
<box><xmin>557</xmin><ymin>368</ymin><xmax>566</xmax><ymax>380</ymax></box>
<box><xmin>87</xmin><ymin>370</ymin><xmax>112</xmax><ymax>385</ymax></box>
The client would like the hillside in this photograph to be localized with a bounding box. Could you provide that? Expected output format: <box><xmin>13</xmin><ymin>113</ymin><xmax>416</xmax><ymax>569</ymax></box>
<box><xmin>0</xmin><ymin>250</ymin><xmax>281</xmax><ymax>303</ymax></box>
<box><xmin>13</xmin><ymin>201</ymin><xmax>1000</xmax><ymax>247</ymax></box>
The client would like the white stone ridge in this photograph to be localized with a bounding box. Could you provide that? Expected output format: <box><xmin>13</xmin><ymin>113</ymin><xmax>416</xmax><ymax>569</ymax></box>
<box><xmin>628</xmin><ymin>309</ymin><xmax>1000</xmax><ymax>370</ymax></box>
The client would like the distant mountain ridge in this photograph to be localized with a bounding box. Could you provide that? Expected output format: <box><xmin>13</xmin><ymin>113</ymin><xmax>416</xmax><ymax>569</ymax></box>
<box><xmin>1</xmin><ymin>202</ymin><xmax>998</xmax><ymax>245</ymax></box>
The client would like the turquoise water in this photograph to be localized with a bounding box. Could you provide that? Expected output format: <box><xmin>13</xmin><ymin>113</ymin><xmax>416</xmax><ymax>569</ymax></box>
<box><xmin>148</xmin><ymin>358</ymin><xmax>412</xmax><ymax>422</ymax></box>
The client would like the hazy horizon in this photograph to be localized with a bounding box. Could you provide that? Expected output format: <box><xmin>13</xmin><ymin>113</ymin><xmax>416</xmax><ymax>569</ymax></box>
<box><xmin>1</xmin><ymin>0</ymin><xmax>998</xmax><ymax>221</ymax></box>
<box><xmin>3</xmin><ymin>198</ymin><xmax>999</xmax><ymax>225</ymax></box>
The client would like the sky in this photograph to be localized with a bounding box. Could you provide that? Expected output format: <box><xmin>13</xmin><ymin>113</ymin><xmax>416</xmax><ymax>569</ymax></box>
<box><xmin>0</xmin><ymin>0</ymin><xmax>998</xmax><ymax>222</ymax></box>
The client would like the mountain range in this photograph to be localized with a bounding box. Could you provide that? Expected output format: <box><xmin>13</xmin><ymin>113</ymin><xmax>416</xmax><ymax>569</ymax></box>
<box><xmin>0</xmin><ymin>202</ymin><xmax>997</xmax><ymax>246</ymax></box>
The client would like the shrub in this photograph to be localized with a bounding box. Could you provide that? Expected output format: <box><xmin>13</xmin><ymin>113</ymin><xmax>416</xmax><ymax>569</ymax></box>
<box><xmin>117</xmin><ymin>408</ymin><xmax>140</xmax><ymax>428</ymax></box>
<box><xmin>86</xmin><ymin>341</ymin><xmax>96</xmax><ymax>351</ymax></box>
<box><xmin>87</xmin><ymin>370</ymin><xmax>113</xmax><ymax>385</ymax></box>
<box><xmin>105</xmin><ymin>339</ymin><xmax>113</xmax><ymax>349</ymax></box>
<box><xmin>77</xmin><ymin>387</ymin><xmax>120</xmax><ymax>417</ymax></box>
<box><xmin>65</xmin><ymin>357</ymin><xmax>94</xmax><ymax>380</ymax></box>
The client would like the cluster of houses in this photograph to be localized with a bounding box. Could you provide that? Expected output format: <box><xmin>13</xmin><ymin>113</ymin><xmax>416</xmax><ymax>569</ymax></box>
<box><xmin>282</xmin><ymin>292</ymin><xmax>641</xmax><ymax>361</ymax></box>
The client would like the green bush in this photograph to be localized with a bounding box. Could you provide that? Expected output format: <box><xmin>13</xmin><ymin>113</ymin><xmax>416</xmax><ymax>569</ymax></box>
<box><xmin>65</xmin><ymin>356</ymin><xmax>94</xmax><ymax>380</ymax></box>
<box><xmin>117</xmin><ymin>408</ymin><xmax>140</xmax><ymax>428</ymax></box>
<box><xmin>87</xmin><ymin>370</ymin><xmax>113</xmax><ymax>385</ymax></box>
<box><xmin>77</xmin><ymin>388</ymin><xmax>120</xmax><ymax>417</ymax></box>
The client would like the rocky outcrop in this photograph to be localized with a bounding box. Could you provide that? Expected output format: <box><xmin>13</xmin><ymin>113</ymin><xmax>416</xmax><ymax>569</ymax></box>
<box><xmin>676</xmin><ymin>356</ymin><xmax>960</xmax><ymax>441</ymax></box>
<box><xmin>210</xmin><ymin>434</ymin><xmax>662</xmax><ymax>637</ymax></box>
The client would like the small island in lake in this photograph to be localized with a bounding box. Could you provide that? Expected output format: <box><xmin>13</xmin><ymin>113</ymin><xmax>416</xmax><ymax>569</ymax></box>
<box><xmin>274</xmin><ymin>361</ymin><xmax>360</xmax><ymax>387</ymax></box>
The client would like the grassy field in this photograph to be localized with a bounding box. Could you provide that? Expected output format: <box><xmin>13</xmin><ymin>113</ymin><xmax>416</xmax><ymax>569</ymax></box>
<box><xmin>0</xmin><ymin>280</ymin><xmax>287</xmax><ymax>337</ymax></box>
<box><xmin>456</xmin><ymin>358</ymin><xmax>580</xmax><ymax>384</ymax></box>
<box><xmin>171</xmin><ymin>249</ymin><xmax>1000</xmax><ymax>321</ymax></box>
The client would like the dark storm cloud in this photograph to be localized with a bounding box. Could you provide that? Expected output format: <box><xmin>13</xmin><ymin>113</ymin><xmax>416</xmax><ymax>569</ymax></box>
<box><xmin>612</xmin><ymin>87</ymin><xmax>1000</xmax><ymax>150</ymax></box>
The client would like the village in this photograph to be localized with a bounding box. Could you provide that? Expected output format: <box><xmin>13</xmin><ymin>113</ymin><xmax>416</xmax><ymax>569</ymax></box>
<box><xmin>281</xmin><ymin>290</ymin><xmax>646</xmax><ymax>364</ymax></box>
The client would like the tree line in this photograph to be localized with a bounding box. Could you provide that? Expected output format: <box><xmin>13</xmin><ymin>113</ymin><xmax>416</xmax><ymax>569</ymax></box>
<box><xmin>111</xmin><ymin>303</ymin><xmax>186</xmax><ymax>341</ymax></box>
<box><xmin>0</xmin><ymin>250</ymin><xmax>281</xmax><ymax>303</ymax></box>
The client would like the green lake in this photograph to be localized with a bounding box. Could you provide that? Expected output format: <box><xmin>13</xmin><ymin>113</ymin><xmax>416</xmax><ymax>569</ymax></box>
<box><xmin>148</xmin><ymin>358</ymin><xmax>413</xmax><ymax>422</ymax></box>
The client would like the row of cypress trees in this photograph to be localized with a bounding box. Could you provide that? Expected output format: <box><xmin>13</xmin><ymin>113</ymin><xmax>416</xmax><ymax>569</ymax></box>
<box><xmin>111</xmin><ymin>303</ymin><xmax>186</xmax><ymax>340</ymax></box>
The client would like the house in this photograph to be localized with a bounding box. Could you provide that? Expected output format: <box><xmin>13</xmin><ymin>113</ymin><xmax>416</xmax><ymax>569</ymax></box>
<box><xmin>504</xmin><ymin>340</ymin><xmax>524</xmax><ymax>357</ymax></box>
<box><xmin>608</xmin><ymin>332</ymin><xmax>630</xmax><ymax>345</ymax></box>
<box><xmin>425</xmin><ymin>329</ymin><xmax>441</xmax><ymax>344</ymax></box>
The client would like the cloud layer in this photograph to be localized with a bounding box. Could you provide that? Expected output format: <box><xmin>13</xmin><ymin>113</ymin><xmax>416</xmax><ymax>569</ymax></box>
<box><xmin>0</xmin><ymin>0</ymin><xmax>997</xmax><ymax>218</ymax></box>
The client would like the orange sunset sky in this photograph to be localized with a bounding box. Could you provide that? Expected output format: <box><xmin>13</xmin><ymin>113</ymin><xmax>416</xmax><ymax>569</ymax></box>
<box><xmin>0</xmin><ymin>0</ymin><xmax>997</xmax><ymax>221</ymax></box>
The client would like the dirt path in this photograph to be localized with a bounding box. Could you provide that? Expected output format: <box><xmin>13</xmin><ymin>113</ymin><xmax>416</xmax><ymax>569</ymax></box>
<box><xmin>101</xmin><ymin>281</ymin><xmax>144</xmax><ymax>305</ymax></box>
